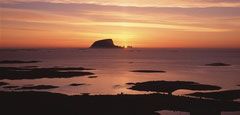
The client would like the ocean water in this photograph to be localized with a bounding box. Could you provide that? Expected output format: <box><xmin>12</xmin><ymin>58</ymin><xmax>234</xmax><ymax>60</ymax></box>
<box><xmin>0</xmin><ymin>48</ymin><xmax>239</xmax><ymax>95</ymax></box>
<box><xmin>1</xmin><ymin>48</ymin><xmax>240</xmax><ymax>115</ymax></box>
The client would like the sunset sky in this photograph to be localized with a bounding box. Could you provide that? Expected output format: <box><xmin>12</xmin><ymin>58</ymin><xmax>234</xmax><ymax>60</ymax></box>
<box><xmin>1</xmin><ymin>0</ymin><xmax>240</xmax><ymax>48</ymax></box>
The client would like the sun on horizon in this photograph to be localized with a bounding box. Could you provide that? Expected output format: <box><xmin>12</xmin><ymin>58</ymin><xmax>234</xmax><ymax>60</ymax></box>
<box><xmin>1</xmin><ymin>0</ymin><xmax>240</xmax><ymax>48</ymax></box>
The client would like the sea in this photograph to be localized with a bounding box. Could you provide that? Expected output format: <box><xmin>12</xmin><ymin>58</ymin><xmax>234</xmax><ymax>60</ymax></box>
<box><xmin>0</xmin><ymin>48</ymin><xmax>240</xmax><ymax>115</ymax></box>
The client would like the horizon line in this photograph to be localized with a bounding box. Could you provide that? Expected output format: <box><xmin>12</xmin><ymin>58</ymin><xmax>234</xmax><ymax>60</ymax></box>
<box><xmin>1</xmin><ymin>47</ymin><xmax>240</xmax><ymax>49</ymax></box>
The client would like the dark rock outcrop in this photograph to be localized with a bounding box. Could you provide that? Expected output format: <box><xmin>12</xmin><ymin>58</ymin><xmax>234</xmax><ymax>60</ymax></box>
<box><xmin>128</xmin><ymin>81</ymin><xmax>221</xmax><ymax>95</ymax></box>
<box><xmin>0</xmin><ymin>82</ymin><xmax>9</xmax><ymax>86</ymax></box>
<box><xmin>69</xmin><ymin>83</ymin><xmax>85</xmax><ymax>86</ymax></box>
<box><xmin>131</xmin><ymin>70</ymin><xmax>166</xmax><ymax>73</ymax></box>
<box><xmin>88</xmin><ymin>76</ymin><xmax>98</xmax><ymax>78</ymax></box>
<box><xmin>187</xmin><ymin>89</ymin><xmax>240</xmax><ymax>101</ymax></box>
<box><xmin>0</xmin><ymin>66</ymin><xmax>94</xmax><ymax>80</ymax></box>
<box><xmin>17</xmin><ymin>85</ymin><xmax>59</xmax><ymax>90</ymax></box>
<box><xmin>205</xmin><ymin>63</ymin><xmax>231</xmax><ymax>66</ymax></box>
<box><xmin>0</xmin><ymin>60</ymin><xmax>40</xmax><ymax>64</ymax></box>
<box><xmin>3</xmin><ymin>86</ymin><xmax>19</xmax><ymax>89</ymax></box>
<box><xmin>90</xmin><ymin>39</ymin><xmax>122</xmax><ymax>48</ymax></box>
<box><xmin>0</xmin><ymin>91</ymin><xmax>240</xmax><ymax>115</ymax></box>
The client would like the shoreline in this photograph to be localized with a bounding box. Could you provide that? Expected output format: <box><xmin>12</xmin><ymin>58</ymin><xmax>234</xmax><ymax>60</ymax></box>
<box><xmin>0</xmin><ymin>91</ymin><xmax>239</xmax><ymax>115</ymax></box>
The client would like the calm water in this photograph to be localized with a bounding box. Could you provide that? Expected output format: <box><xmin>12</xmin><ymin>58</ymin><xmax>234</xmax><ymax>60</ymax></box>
<box><xmin>0</xmin><ymin>48</ymin><xmax>239</xmax><ymax>95</ymax></box>
<box><xmin>1</xmin><ymin>48</ymin><xmax>240</xmax><ymax>115</ymax></box>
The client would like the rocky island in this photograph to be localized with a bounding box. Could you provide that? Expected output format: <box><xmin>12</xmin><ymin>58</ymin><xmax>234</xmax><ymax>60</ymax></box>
<box><xmin>90</xmin><ymin>39</ymin><xmax>123</xmax><ymax>48</ymax></box>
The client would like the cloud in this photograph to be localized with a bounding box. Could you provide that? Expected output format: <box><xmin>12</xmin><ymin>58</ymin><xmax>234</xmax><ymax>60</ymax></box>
<box><xmin>1</xmin><ymin>1</ymin><xmax>240</xmax><ymax>17</ymax></box>
<box><xmin>1</xmin><ymin>1</ymin><xmax>239</xmax><ymax>32</ymax></box>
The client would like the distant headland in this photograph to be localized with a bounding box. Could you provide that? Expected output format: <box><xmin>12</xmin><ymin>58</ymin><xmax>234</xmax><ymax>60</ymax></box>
<box><xmin>90</xmin><ymin>39</ymin><xmax>132</xmax><ymax>49</ymax></box>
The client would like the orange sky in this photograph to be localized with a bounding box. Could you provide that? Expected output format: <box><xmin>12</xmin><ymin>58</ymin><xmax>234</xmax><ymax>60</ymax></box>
<box><xmin>1</xmin><ymin>0</ymin><xmax>240</xmax><ymax>48</ymax></box>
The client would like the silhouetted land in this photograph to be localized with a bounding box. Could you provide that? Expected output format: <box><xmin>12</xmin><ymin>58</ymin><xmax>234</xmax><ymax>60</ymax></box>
<box><xmin>187</xmin><ymin>90</ymin><xmax>240</xmax><ymax>101</ymax></box>
<box><xmin>205</xmin><ymin>63</ymin><xmax>231</xmax><ymax>66</ymax></box>
<box><xmin>128</xmin><ymin>81</ymin><xmax>221</xmax><ymax>95</ymax></box>
<box><xmin>17</xmin><ymin>85</ymin><xmax>59</xmax><ymax>90</ymax></box>
<box><xmin>0</xmin><ymin>82</ymin><xmax>9</xmax><ymax>86</ymax></box>
<box><xmin>69</xmin><ymin>83</ymin><xmax>86</xmax><ymax>86</ymax></box>
<box><xmin>131</xmin><ymin>70</ymin><xmax>166</xmax><ymax>73</ymax></box>
<box><xmin>0</xmin><ymin>91</ymin><xmax>239</xmax><ymax>115</ymax></box>
<box><xmin>0</xmin><ymin>66</ymin><xmax>94</xmax><ymax>80</ymax></box>
<box><xmin>90</xmin><ymin>39</ymin><xmax>123</xmax><ymax>48</ymax></box>
<box><xmin>0</xmin><ymin>60</ymin><xmax>40</xmax><ymax>64</ymax></box>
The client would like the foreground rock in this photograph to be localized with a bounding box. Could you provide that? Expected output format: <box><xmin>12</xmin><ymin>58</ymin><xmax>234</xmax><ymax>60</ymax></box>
<box><xmin>0</xmin><ymin>66</ymin><xmax>94</xmax><ymax>80</ymax></box>
<box><xmin>3</xmin><ymin>86</ymin><xmax>19</xmax><ymax>89</ymax></box>
<box><xmin>128</xmin><ymin>81</ymin><xmax>221</xmax><ymax>95</ymax></box>
<box><xmin>187</xmin><ymin>90</ymin><xmax>240</xmax><ymax>101</ymax></box>
<box><xmin>17</xmin><ymin>85</ymin><xmax>59</xmax><ymax>90</ymax></box>
<box><xmin>69</xmin><ymin>83</ymin><xmax>85</xmax><ymax>86</ymax></box>
<box><xmin>0</xmin><ymin>91</ymin><xmax>239</xmax><ymax>115</ymax></box>
<box><xmin>205</xmin><ymin>63</ymin><xmax>231</xmax><ymax>66</ymax></box>
<box><xmin>88</xmin><ymin>76</ymin><xmax>98</xmax><ymax>78</ymax></box>
<box><xmin>131</xmin><ymin>70</ymin><xmax>166</xmax><ymax>73</ymax></box>
<box><xmin>0</xmin><ymin>82</ymin><xmax>9</xmax><ymax>86</ymax></box>
<box><xmin>0</xmin><ymin>60</ymin><xmax>40</xmax><ymax>64</ymax></box>
<box><xmin>90</xmin><ymin>39</ymin><xmax>123</xmax><ymax>48</ymax></box>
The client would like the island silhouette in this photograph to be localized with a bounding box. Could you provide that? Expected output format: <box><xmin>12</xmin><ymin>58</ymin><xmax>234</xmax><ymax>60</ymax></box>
<box><xmin>90</xmin><ymin>39</ymin><xmax>123</xmax><ymax>48</ymax></box>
